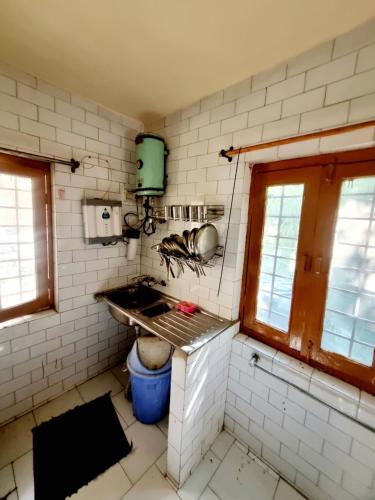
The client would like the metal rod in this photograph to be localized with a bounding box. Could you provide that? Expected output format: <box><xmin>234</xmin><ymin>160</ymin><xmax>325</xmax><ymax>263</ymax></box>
<box><xmin>217</xmin><ymin>149</ymin><xmax>241</xmax><ymax>296</ymax></box>
<box><xmin>219</xmin><ymin>119</ymin><xmax>375</xmax><ymax>161</ymax></box>
<box><xmin>0</xmin><ymin>146</ymin><xmax>80</xmax><ymax>173</ymax></box>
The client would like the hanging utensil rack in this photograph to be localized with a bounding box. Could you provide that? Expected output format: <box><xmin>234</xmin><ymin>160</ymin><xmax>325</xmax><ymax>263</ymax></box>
<box><xmin>151</xmin><ymin>204</ymin><xmax>224</xmax><ymax>223</ymax></box>
<box><xmin>152</xmin><ymin>244</ymin><xmax>223</xmax><ymax>279</ymax></box>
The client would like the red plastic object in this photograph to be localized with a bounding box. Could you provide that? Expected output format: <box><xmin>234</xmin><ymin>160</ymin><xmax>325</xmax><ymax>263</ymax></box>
<box><xmin>176</xmin><ymin>301</ymin><xmax>198</xmax><ymax>314</ymax></box>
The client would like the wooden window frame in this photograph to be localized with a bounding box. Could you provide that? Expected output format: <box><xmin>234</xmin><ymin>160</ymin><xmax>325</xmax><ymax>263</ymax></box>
<box><xmin>0</xmin><ymin>153</ymin><xmax>54</xmax><ymax>323</ymax></box>
<box><xmin>240</xmin><ymin>147</ymin><xmax>375</xmax><ymax>394</ymax></box>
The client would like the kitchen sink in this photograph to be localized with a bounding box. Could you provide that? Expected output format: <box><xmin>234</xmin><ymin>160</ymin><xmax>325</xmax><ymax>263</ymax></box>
<box><xmin>95</xmin><ymin>283</ymin><xmax>233</xmax><ymax>354</ymax></box>
<box><xmin>141</xmin><ymin>302</ymin><xmax>172</xmax><ymax>317</ymax></box>
<box><xmin>104</xmin><ymin>284</ymin><xmax>161</xmax><ymax>309</ymax></box>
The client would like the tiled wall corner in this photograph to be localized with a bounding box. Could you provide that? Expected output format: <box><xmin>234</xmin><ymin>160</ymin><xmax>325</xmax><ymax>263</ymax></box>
<box><xmin>167</xmin><ymin>322</ymin><xmax>239</xmax><ymax>487</ymax></box>
<box><xmin>0</xmin><ymin>62</ymin><xmax>143</xmax><ymax>425</ymax></box>
<box><xmin>225</xmin><ymin>333</ymin><xmax>375</xmax><ymax>500</ymax></box>
<box><xmin>140</xmin><ymin>18</ymin><xmax>375</xmax><ymax>325</ymax></box>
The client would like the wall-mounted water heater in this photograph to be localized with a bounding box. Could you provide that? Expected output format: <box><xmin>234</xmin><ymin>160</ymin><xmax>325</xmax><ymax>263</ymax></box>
<box><xmin>135</xmin><ymin>133</ymin><xmax>168</xmax><ymax>197</ymax></box>
<box><xmin>82</xmin><ymin>199</ymin><xmax>122</xmax><ymax>244</ymax></box>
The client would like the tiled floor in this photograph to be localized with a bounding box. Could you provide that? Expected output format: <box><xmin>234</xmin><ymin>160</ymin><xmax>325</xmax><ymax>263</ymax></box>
<box><xmin>0</xmin><ymin>366</ymin><xmax>306</xmax><ymax>500</ymax></box>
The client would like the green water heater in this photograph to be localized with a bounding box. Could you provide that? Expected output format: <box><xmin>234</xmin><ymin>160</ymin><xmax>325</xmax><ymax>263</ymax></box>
<box><xmin>135</xmin><ymin>133</ymin><xmax>168</xmax><ymax>197</ymax></box>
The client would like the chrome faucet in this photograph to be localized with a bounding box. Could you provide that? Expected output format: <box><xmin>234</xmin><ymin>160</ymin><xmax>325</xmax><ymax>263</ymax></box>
<box><xmin>131</xmin><ymin>275</ymin><xmax>166</xmax><ymax>288</ymax></box>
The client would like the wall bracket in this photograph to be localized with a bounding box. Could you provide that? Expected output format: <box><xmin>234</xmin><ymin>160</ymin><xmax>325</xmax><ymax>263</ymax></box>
<box><xmin>70</xmin><ymin>159</ymin><xmax>81</xmax><ymax>173</ymax></box>
<box><xmin>220</xmin><ymin>146</ymin><xmax>234</xmax><ymax>162</ymax></box>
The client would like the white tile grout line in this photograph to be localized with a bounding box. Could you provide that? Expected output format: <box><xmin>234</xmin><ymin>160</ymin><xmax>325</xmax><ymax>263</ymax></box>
<box><xmin>0</xmin><ymin>369</ymin><xmax>128</xmax><ymax>463</ymax></box>
<box><xmin>271</xmin><ymin>477</ymin><xmax>282</xmax><ymax>500</ymax></box>
<box><xmin>223</xmin><ymin>425</ymin><xmax>310</xmax><ymax>500</ymax></box>
<box><xmin>0</xmin><ymin>362</ymin><xmax>126</xmax><ymax>430</ymax></box>
<box><xmin>4</xmin><ymin>417</ymin><xmax>166</xmax><ymax>500</ymax></box>
<box><xmin>2</xmin><ymin>371</ymin><xmax>304</xmax><ymax>500</ymax></box>
<box><xmin>255</xmin><ymin>362</ymin><xmax>375</xmax><ymax>433</ymax></box>
<box><xmin>118</xmin><ymin>444</ymin><xmax>168</xmax><ymax>493</ymax></box>
<box><xmin>197</xmin><ymin>445</ymin><xmax>227</xmax><ymax>500</ymax></box>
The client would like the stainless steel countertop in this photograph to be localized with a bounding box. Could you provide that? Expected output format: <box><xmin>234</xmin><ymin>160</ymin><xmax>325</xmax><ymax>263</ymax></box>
<box><xmin>96</xmin><ymin>289</ymin><xmax>233</xmax><ymax>355</ymax></box>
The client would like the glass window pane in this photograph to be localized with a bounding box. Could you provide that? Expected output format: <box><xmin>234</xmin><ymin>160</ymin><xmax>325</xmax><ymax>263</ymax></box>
<box><xmin>16</xmin><ymin>177</ymin><xmax>31</xmax><ymax>190</ymax></box>
<box><xmin>0</xmin><ymin>208</ymin><xmax>17</xmax><ymax>225</ymax></box>
<box><xmin>269</xmin><ymin>311</ymin><xmax>289</xmax><ymax>331</ymax></box>
<box><xmin>0</xmin><ymin>227</ymin><xmax>18</xmax><ymax>243</ymax></box>
<box><xmin>336</xmin><ymin>219</ymin><xmax>369</xmax><ymax>245</ymax></box>
<box><xmin>0</xmin><ymin>261</ymin><xmax>19</xmax><ymax>279</ymax></box>
<box><xmin>21</xmin><ymin>276</ymin><xmax>36</xmax><ymax>294</ymax></box>
<box><xmin>260</xmin><ymin>255</ymin><xmax>274</xmax><ymax>274</ymax></box>
<box><xmin>0</xmin><ymin>189</ymin><xmax>16</xmax><ymax>207</ymax></box>
<box><xmin>2</xmin><ymin>294</ymin><xmax>23</xmax><ymax>308</ymax></box>
<box><xmin>321</xmin><ymin>332</ymin><xmax>350</xmax><ymax>358</ymax></box>
<box><xmin>329</xmin><ymin>267</ymin><xmax>360</xmax><ymax>293</ymax></box>
<box><xmin>280</xmin><ymin>218</ymin><xmax>300</xmax><ymax>238</ymax></box>
<box><xmin>323</xmin><ymin>310</ymin><xmax>353</xmax><ymax>338</ymax></box>
<box><xmin>263</xmin><ymin>237</ymin><xmax>277</xmax><ymax>256</ymax></box>
<box><xmin>0</xmin><ymin>244</ymin><xmax>18</xmax><ymax>262</ymax></box>
<box><xmin>268</xmin><ymin>186</ymin><xmax>282</xmax><ymax>196</ymax></box>
<box><xmin>18</xmin><ymin>209</ymin><xmax>33</xmax><ymax>226</ymax></box>
<box><xmin>358</xmin><ymin>294</ymin><xmax>375</xmax><ymax>322</ymax></box>
<box><xmin>266</xmin><ymin>197</ymin><xmax>281</xmax><ymax>216</ymax></box>
<box><xmin>341</xmin><ymin>177</ymin><xmax>375</xmax><ymax>194</ymax></box>
<box><xmin>264</xmin><ymin>217</ymin><xmax>279</xmax><ymax>237</ymax></box>
<box><xmin>331</xmin><ymin>243</ymin><xmax>365</xmax><ymax>268</ymax></box>
<box><xmin>271</xmin><ymin>295</ymin><xmax>291</xmax><ymax>316</ymax></box>
<box><xmin>277</xmin><ymin>238</ymin><xmax>297</xmax><ymax>259</ymax></box>
<box><xmin>351</xmin><ymin>343</ymin><xmax>373</xmax><ymax>366</ymax></box>
<box><xmin>321</xmin><ymin>176</ymin><xmax>375</xmax><ymax>366</ymax></box>
<box><xmin>338</xmin><ymin>194</ymin><xmax>372</xmax><ymax>218</ymax></box>
<box><xmin>326</xmin><ymin>288</ymin><xmax>356</xmax><ymax>315</ymax></box>
<box><xmin>0</xmin><ymin>174</ymin><xmax>15</xmax><ymax>189</ymax></box>
<box><xmin>19</xmin><ymin>227</ymin><xmax>34</xmax><ymax>243</ymax></box>
<box><xmin>20</xmin><ymin>244</ymin><xmax>34</xmax><ymax>260</ymax></box>
<box><xmin>258</xmin><ymin>291</ymin><xmax>271</xmax><ymax>310</ymax></box>
<box><xmin>354</xmin><ymin>319</ymin><xmax>375</xmax><ymax>346</ymax></box>
<box><xmin>256</xmin><ymin>183</ymin><xmax>304</xmax><ymax>332</ymax></box>
<box><xmin>0</xmin><ymin>172</ymin><xmax>37</xmax><ymax>312</ymax></box>
<box><xmin>20</xmin><ymin>260</ymin><xmax>35</xmax><ymax>275</ymax></box>
<box><xmin>17</xmin><ymin>191</ymin><xmax>32</xmax><ymax>208</ymax></box>
<box><xmin>284</xmin><ymin>184</ymin><xmax>304</xmax><ymax>196</ymax></box>
<box><xmin>274</xmin><ymin>276</ymin><xmax>293</xmax><ymax>297</ymax></box>
<box><xmin>282</xmin><ymin>197</ymin><xmax>302</xmax><ymax>216</ymax></box>
<box><xmin>275</xmin><ymin>257</ymin><xmax>295</xmax><ymax>279</ymax></box>
<box><xmin>0</xmin><ymin>278</ymin><xmax>20</xmax><ymax>295</ymax></box>
<box><xmin>259</xmin><ymin>273</ymin><xmax>272</xmax><ymax>292</ymax></box>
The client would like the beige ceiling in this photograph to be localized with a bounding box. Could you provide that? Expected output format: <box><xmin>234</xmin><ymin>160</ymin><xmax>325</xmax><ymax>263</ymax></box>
<box><xmin>0</xmin><ymin>1</ymin><xmax>374</xmax><ymax>123</ymax></box>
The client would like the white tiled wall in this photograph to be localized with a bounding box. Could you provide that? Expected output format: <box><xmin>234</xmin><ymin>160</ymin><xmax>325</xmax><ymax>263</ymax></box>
<box><xmin>225</xmin><ymin>334</ymin><xmax>375</xmax><ymax>500</ymax></box>
<box><xmin>141</xmin><ymin>17</ymin><xmax>375</xmax><ymax>323</ymax></box>
<box><xmin>0</xmin><ymin>61</ymin><xmax>143</xmax><ymax>425</ymax></box>
<box><xmin>167</xmin><ymin>322</ymin><xmax>238</xmax><ymax>487</ymax></box>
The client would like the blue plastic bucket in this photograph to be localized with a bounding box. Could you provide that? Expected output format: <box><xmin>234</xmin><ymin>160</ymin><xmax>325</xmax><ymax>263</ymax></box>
<box><xmin>127</xmin><ymin>340</ymin><xmax>172</xmax><ymax>424</ymax></box>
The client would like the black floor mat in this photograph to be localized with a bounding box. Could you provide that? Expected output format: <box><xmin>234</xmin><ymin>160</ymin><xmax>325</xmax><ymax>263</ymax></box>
<box><xmin>32</xmin><ymin>392</ymin><xmax>132</xmax><ymax>500</ymax></box>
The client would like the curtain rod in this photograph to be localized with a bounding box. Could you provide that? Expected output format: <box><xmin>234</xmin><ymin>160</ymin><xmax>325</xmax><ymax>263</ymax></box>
<box><xmin>0</xmin><ymin>146</ymin><xmax>80</xmax><ymax>173</ymax></box>
<box><xmin>219</xmin><ymin>119</ymin><xmax>375</xmax><ymax>162</ymax></box>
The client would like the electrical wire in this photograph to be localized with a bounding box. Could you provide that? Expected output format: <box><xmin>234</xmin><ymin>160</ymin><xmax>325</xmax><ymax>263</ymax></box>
<box><xmin>123</xmin><ymin>196</ymin><xmax>156</xmax><ymax>236</ymax></box>
<box><xmin>217</xmin><ymin>148</ymin><xmax>241</xmax><ymax>296</ymax></box>
<box><xmin>80</xmin><ymin>155</ymin><xmax>113</xmax><ymax>200</ymax></box>
<box><xmin>80</xmin><ymin>154</ymin><xmax>121</xmax><ymax>246</ymax></box>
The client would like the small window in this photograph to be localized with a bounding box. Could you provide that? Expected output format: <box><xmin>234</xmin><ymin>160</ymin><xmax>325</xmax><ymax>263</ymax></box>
<box><xmin>241</xmin><ymin>148</ymin><xmax>375</xmax><ymax>393</ymax></box>
<box><xmin>0</xmin><ymin>153</ymin><xmax>54</xmax><ymax>323</ymax></box>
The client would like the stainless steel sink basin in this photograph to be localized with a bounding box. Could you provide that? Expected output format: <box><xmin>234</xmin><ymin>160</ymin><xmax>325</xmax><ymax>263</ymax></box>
<box><xmin>95</xmin><ymin>284</ymin><xmax>233</xmax><ymax>354</ymax></box>
<box><xmin>103</xmin><ymin>284</ymin><xmax>161</xmax><ymax>309</ymax></box>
